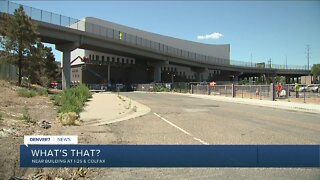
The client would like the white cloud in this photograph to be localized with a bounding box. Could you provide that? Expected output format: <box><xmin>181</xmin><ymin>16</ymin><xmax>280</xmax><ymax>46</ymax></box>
<box><xmin>197</xmin><ymin>32</ymin><xmax>224</xmax><ymax>40</ymax></box>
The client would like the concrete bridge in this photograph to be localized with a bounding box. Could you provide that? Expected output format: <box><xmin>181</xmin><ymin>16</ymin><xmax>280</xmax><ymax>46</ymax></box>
<box><xmin>0</xmin><ymin>1</ymin><xmax>310</xmax><ymax>88</ymax></box>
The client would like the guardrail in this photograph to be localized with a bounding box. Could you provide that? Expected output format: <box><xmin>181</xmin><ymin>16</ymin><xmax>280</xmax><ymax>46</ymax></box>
<box><xmin>0</xmin><ymin>1</ymin><xmax>311</xmax><ymax>71</ymax></box>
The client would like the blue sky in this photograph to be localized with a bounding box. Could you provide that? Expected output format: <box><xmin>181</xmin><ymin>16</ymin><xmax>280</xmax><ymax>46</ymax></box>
<box><xmin>14</xmin><ymin>1</ymin><xmax>320</xmax><ymax>66</ymax></box>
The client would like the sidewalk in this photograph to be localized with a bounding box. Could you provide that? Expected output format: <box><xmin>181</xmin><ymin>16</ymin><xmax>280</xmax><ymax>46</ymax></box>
<box><xmin>185</xmin><ymin>93</ymin><xmax>320</xmax><ymax>114</ymax></box>
<box><xmin>135</xmin><ymin>91</ymin><xmax>320</xmax><ymax>114</ymax></box>
<box><xmin>80</xmin><ymin>92</ymin><xmax>150</xmax><ymax>126</ymax></box>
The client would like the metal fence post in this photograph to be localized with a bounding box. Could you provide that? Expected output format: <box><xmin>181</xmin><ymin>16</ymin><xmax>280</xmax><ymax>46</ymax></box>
<box><xmin>259</xmin><ymin>85</ymin><xmax>262</xmax><ymax>100</ymax></box>
<box><xmin>232</xmin><ymin>84</ymin><xmax>236</xmax><ymax>98</ymax></box>
<box><xmin>270</xmin><ymin>83</ymin><xmax>275</xmax><ymax>101</ymax></box>
<box><xmin>304</xmin><ymin>88</ymin><xmax>306</xmax><ymax>103</ymax></box>
<box><xmin>242</xmin><ymin>87</ymin><xmax>244</xmax><ymax>98</ymax></box>
<box><xmin>225</xmin><ymin>85</ymin><xmax>227</xmax><ymax>97</ymax></box>
<box><xmin>286</xmin><ymin>84</ymin><xmax>289</xmax><ymax>101</ymax></box>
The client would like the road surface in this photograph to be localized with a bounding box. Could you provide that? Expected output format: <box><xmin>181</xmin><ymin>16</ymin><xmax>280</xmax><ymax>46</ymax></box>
<box><xmin>92</xmin><ymin>92</ymin><xmax>320</xmax><ymax>179</ymax></box>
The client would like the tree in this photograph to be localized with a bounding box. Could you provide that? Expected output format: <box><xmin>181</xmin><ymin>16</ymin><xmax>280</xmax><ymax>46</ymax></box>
<box><xmin>27</xmin><ymin>42</ymin><xmax>59</xmax><ymax>87</ymax></box>
<box><xmin>0</xmin><ymin>5</ymin><xmax>39</xmax><ymax>86</ymax></box>
<box><xmin>311</xmin><ymin>64</ymin><xmax>320</xmax><ymax>83</ymax></box>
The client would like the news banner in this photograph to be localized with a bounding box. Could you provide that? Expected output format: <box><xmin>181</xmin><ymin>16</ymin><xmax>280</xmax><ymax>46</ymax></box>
<box><xmin>20</xmin><ymin>135</ymin><xmax>320</xmax><ymax>168</ymax></box>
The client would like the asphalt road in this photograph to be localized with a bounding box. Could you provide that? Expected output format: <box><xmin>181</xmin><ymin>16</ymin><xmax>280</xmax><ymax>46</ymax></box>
<box><xmin>94</xmin><ymin>92</ymin><xmax>320</xmax><ymax>180</ymax></box>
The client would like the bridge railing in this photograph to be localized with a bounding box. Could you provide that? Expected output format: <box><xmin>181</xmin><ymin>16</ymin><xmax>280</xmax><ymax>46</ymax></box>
<box><xmin>230</xmin><ymin>60</ymin><xmax>308</xmax><ymax>70</ymax></box>
<box><xmin>0</xmin><ymin>1</ymin><xmax>310</xmax><ymax>71</ymax></box>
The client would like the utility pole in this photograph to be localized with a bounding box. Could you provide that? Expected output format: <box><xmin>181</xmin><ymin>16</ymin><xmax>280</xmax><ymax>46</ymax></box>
<box><xmin>285</xmin><ymin>55</ymin><xmax>287</xmax><ymax>69</ymax></box>
<box><xmin>267</xmin><ymin>58</ymin><xmax>272</xmax><ymax>84</ymax></box>
<box><xmin>268</xmin><ymin>58</ymin><xmax>272</xmax><ymax>69</ymax></box>
<box><xmin>306</xmin><ymin>45</ymin><xmax>310</xmax><ymax>70</ymax></box>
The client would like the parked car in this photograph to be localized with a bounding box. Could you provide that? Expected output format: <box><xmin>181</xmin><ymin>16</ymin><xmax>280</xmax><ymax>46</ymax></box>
<box><xmin>309</xmin><ymin>84</ymin><xmax>319</xmax><ymax>93</ymax></box>
<box><xmin>50</xmin><ymin>81</ymin><xmax>62</xmax><ymax>89</ymax></box>
<box><xmin>299</xmin><ymin>84</ymin><xmax>319</xmax><ymax>93</ymax></box>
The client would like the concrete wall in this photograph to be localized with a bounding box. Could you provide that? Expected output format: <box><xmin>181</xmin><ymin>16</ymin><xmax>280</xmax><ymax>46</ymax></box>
<box><xmin>83</xmin><ymin>17</ymin><xmax>230</xmax><ymax>62</ymax></box>
<box><xmin>69</xmin><ymin>20</ymin><xmax>86</xmax><ymax>31</ymax></box>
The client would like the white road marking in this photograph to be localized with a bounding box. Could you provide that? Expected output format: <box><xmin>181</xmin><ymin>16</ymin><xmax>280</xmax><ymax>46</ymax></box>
<box><xmin>193</xmin><ymin>137</ymin><xmax>209</xmax><ymax>145</ymax></box>
<box><xmin>153</xmin><ymin>113</ymin><xmax>209</xmax><ymax>145</ymax></box>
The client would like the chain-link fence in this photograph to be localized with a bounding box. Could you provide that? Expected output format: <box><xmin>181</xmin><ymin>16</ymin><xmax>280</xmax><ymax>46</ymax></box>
<box><xmin>235</xmin><ymin>85</ymin><xmax>271</xmax><ymax>100</ymax></box>
<box><xmin>285</xmin><ymin>84</ymin><xmax>320</xmax><ymax>104</ymax></box>
<box><xmin>192</xmin><ymin>84</ymin><xmax>271</xmax><ymax>99</ymax></box>
<box><xmin>84</xmin><ymin>82</ymin><xmax>319</xmax><ymax>104</ymax></box>
<box><xmin>209</xmin><ymin>85</ymin><xmax>233</xmax><ymax>97</ymax></box>
<box><xmin>0</xmin><ymin>61</ymin><xmax>18</xmax><ymax>81</ymax></box>
<box><xmin>192</xmin><ymin>85</ymin><xmax>209</xmax><ymax>95</ymax></box>
<box><xmin>192</xmin><ymin>83</ymin><xmax>319</xmax><ymax>104</ymax></box>
<box><xmin>135</xmin><ymin>83</ymin><xmax>190</xmax><ymax>93</ymax></box>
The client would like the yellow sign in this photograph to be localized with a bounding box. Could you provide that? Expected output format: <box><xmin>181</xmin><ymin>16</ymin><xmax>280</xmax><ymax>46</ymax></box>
<box><xmin>119</xmin><ymin>32</ymin><xmax>122</xmax><ymax>40</ymax></box>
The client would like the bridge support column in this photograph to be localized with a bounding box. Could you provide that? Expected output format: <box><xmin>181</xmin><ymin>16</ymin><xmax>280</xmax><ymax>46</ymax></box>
<box><xmin>61</xmin><ymin>51</ymin><xmax>71</xmax><ymax>89</ymax></box>
<box><xmin>107</xmin><ymin>63</ymin><xmax>110</xmax><ymax>82</ymax></box>
<box><xmin>154</xmin><ymin>66</ymin><xmax>161</xmax><ymax>83</ymax></box>
<box><xmin>150</xmin><ymin>61</ymin><xmax>168</xmax><ymax>83</ymax></box>
<box><xmin>56</xmin><ymin>42</ymin><xmax>80</xmax><ymax>89</ymax></box>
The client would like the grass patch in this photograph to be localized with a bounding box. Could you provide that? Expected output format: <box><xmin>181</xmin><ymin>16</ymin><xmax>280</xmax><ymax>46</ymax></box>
<box><xmin>19</xmin><ymin>106</ymin><xmax>35</xmax><ymax>123</ymax></box>
<box><xmin>17</xmin><ymin>88</ymin><xmax>37</xmax><ymax>98</ymax></box>
<box><xmin>51</xmin><ymin>84</ymin><xmax>92</xmax><ymax>115</ymax></box>
<box><xmin>32</xmin><ymin>86</ymin><xmax>48</xmax><ymax>96</ymax></box>
<box><xmin>17</xmin><ymin>86</ymin><xmax>48</xmax><ymax>98</ymax></box>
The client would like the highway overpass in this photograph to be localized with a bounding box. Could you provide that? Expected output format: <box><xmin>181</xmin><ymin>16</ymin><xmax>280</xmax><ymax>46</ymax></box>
<box><xmin>0</xmin><ymin>1</ymin><xmax>310</xmax><ymax>88</ymax></box>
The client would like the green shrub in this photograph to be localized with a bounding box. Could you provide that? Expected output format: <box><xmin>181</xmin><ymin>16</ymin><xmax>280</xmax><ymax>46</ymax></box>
<box><xmin>17</xmin><ymin>88</ymin><xmax>37</xmax><ymax>98</ymax></box>
<box><xmin>52</xmin><ymin>84</ymin><xmax>92</xmax><ymax>115</ymax></box>
<box><xmin>154</xmin><ymin>84</ymin><xmax>170</xmax><ymax>92</ymax></box>
<box><xmin>51</xmin><ymin>94</ymin><xmax>62</xmax><ymax>106</ymax></box>
<box><xmin>33</xmin><ymin>86</ymin><xmax>48</xmax><ymax>96</ymax></box>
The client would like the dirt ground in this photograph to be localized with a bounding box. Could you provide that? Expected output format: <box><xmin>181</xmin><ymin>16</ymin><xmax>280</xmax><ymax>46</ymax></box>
<box><xmin>0</xmin><ymin>80</ymin><xmax>120</xmax><ymax>180</ymax></box>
